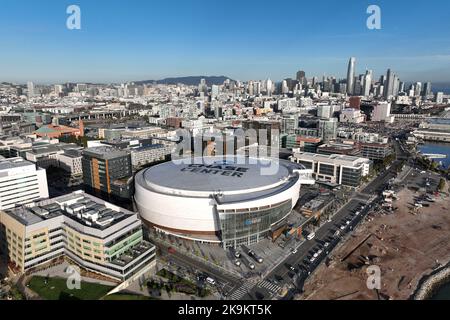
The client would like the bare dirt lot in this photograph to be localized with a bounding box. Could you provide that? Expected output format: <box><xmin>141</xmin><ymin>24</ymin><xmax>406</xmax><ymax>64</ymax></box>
<box><xmin>301</xmin><ymin>187</ymin><xmax>450</xmax><ymax>300</ymax></box>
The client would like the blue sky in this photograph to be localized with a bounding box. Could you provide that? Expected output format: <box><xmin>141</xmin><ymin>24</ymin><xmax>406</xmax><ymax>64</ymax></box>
<box><xmin>1</xmin><ymin>0</ymin><xmax>450</xmax><ymax>84</ymax></box>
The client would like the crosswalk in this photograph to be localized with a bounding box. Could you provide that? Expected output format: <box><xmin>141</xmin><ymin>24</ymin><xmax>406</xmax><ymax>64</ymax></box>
<box><xmin>257</xmin><ymin>280</ymin><xmax>282</xmax><ymax>294</ymax></box>
<box><xmin>228</xmin><ymin>282</ymin><xmax>254</xmax><ymax>300</ymax></box>
<box><xmin>228</xmin><ymin>279</ymin><xmax>282</xmax><ymax>300</ymax></box>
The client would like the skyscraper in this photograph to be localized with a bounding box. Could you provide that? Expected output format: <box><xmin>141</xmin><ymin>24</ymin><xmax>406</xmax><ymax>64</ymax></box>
<box><xmin>198</xmin><ymin>79</ymin><xmax>208</xmax><ymax>95</ymax></box>
<box><xmin>385</xmin><ymin>69</ymin><xmax>395</xmax><ymax>99</ymax></box>
<box><xmin>346</xmin><ymin>57</ymin><xmax>356</xmax><ymax>95</ymax></box>
<box><xmin>363</xmin><ymin>70</ymin><xmax>373</xmax><ymax>97</ymax></box>
<box><xmin>392</xmin><ymin>75</ymin><xmax>400</xmax><ymax>97</ymax></box>
<box><xmin>281</xmin><ymin>80</ymin><xmax>289</xmax><ymax>94</ymax></box>
<box><xmin>414</xmin><ymin>82</ymin><xmax>422</xmax><ymax>97</ymax></box>
<box><xmin>27</xmin><ymin>81</ymin><xmax>35</xmax><ymax>98</ymax></box>
<box><xmin>296</xmin><ymin>70</ymin><xmax>306</xmax><ymax>86</ymax></box>
<box><xmin>423</xmin><ymin>82</ymin><xmax>432</xmax><ymax>97</ymax></box>
<box><xmin>318</xmin><ymin>118</ymin><xmax>338</xmax><ymax>143</ymax></box>
<box><xmin>265</xmin><ymin>78</ymin><xmax>273</xmax><ymax>96</ymax></box>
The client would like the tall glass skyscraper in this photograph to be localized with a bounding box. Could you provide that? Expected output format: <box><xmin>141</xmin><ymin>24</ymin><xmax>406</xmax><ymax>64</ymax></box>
<box><xmin>346</xmin><ymin>57</ymin><xmax>356</xmax><ymax>95</ymax></box>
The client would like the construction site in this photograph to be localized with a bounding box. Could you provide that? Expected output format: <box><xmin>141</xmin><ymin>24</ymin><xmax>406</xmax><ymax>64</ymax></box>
<box><xmin>300</xmin><ymin>177</ymin><xmax>450</xmax><ymax>300</ymax></box>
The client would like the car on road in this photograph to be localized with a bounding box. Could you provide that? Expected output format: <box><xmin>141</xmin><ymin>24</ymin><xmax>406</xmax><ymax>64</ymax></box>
<box><xmin>230</xmin><ymin>248</ymin><xmax>241</xmax><ymax>258</ymax></box>
<box><xmin>290</xmin><ymin>248</ymin><xmax>298</xmax><ymax>254</ymax></box>
<box><xmin>340</xmin><ymin>225</ymin><xmax>346</xmax><ymax>230</ymax></box>
<box><xmin>247</xmin><ymin>249</ymin><xmax>264</xmax><ymax>263</ymax></box>
<box><xmin>324</xmin><ymin>242</ymin><xmax>330</xmax><ymax>248</ymax></box>
<box><xmin>206</xmin><ymin>277</ymin><xmax>216</xmax><ymax>285</ymax></box>
<box><xmin>241</xmin><ymin>256</ymin><xmax>255</xmax><ymax>270</ymax></box>
<box><xmin>234</xmin><ymin>259</ymin><xmax>241</xmax><ymax>267</ymax></box>
<box><xmin>168</xmin><ymin>247</ymin><xmax>176</xmax><ymax>254</ymax></box>
<box><xmin>307</xmin><ymin>232</ymin><xmax>316</xmax><ymax>241</ymax></box>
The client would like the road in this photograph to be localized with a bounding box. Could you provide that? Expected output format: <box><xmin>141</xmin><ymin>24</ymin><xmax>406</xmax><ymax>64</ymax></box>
<box><xmin>157</xmin><ymin>240</ymin><xmax>242</xmax><ymax>298</ymax></box>
<box><xmin>237</xmin><ymin>151</ymin><xmax>406</xmax><ymax>300</ymax></box>
<box><xmin>153</xmin><ymin>138</ymin><xmax>410</xmax><ymax>301</ymax></box>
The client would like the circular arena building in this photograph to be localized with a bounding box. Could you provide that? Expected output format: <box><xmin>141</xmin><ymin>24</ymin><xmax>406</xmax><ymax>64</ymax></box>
<box><xmin>135</xmin><ymin>156</ymin><xmax>314</xmax><ymax>248</ymax></box>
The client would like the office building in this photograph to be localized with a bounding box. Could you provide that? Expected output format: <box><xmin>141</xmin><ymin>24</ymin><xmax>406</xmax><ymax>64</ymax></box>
<box><xmin>371</xmin><ymin>102</ymin><xmax>395</xmax><ymax>123</ymax></box>
<box><xmin>0</xmin><ymin>191</ymin><xmax>155</xmax><ymax>281</ymax></box>
<box><xmin>317</xmin><ymin>142</ymin><xmax>362</xmax><ymax>157</ymax></box>
<box><xmin>347</xmin><ymin>57</ymin><xmax>356</xmax><ymax>95</ymax></box>
<box><xmin>436</xmin><ymin>92</ymin><xmax>444</xmax><ymax>104</ymax></box>
<box><xmin>82</xmin><ymin>147</ymin><xmax>133</xmax><ymax>200</ymax></box>
<box><xmin>423</xmin><ymin>82</ymin><xmax>432</xmax><ymax>97</ymax></box>
<box><xmin>317</xmin><ymin>105</ymin><xmax>333</xmax><ymax>119</ymax></box>
<box><xmin>360</xmin><ymin>142</ymin><xmax>392</xmax><ymax>161</ymax></box>
<box><xmin>349</xmin><ymin>96</ymin><xmax>362</xmax><ymax>109</ymax></box>
<box><xmin>27</xmin><ymin>82</ymin><xmax>35</xmax><ymax>98</ymax></box>
<box><xmin>340</xmin><ymin>108</ymin><xmax>365</xmax><ymax>124</ymax></box>
<box><xmin>363</xmin><ymin>70</ymin><xmax>372</xmax><ymax>97</ymax></box>
<box><xmin>296</xmin><ymin>70</ymin><xmax>307</xmax><ymax>86</ymax></box>
<box><xmin>318</xmin><ymin>118</ymin><xmax>338</xmax><ymax>143</ymax></box>
<box><xmin>385</xmin><ymin>69</ymin><xmax>395</xmax><ymax>99</ymax></box>
<box><xmin>291</xmin><ymin>151</ymin><xmax>372</xmax><ymax>188</ymax></box>
<box><xmin>0</xmin><ymin>158</ymin><xmax>49</xmax><ymax>210</ymax></box>
<box><xmin>284</xmin><ymin>135</ymin><xmax>322</xmax><ymax>152</ymax></box>
<box><xmin>414</xmin><ymin>82</ymin><xmax>422</xmax><ymax>97</ymax></box>
<box><xmin>58</xmin><ymin>149</ymin><xmax>83</xmax><ymax>176</ymax></box>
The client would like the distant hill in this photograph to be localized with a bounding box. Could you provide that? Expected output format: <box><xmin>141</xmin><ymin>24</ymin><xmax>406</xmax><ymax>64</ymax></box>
<box><xmin>135</xmin><ymin>76</ymin><xmax>232</xmax><ymax>86</ymax></box>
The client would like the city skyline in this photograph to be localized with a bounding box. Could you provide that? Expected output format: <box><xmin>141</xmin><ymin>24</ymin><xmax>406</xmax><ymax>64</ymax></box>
<box><xmin>1</xmin><ymin>0</ymin><xmax>450</xmax><ymax>83</ymax></box>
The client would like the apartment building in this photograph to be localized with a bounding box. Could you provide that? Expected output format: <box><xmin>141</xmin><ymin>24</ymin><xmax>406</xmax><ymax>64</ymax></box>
<box><xmin>130</xmin><ymin>144</ymin><xmax>172</xmax><ymax>170</ymax></box>
<box><xmin>82</xmin><ymin>147</ymin><xmax>133</xmax><ymax>199</ymax></box>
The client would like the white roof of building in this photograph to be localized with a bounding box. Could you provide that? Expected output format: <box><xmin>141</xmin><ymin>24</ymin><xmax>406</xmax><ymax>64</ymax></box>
<box><xmin>137</xmin><ymin>156</ymin><xmax>305</xmax><ymax>199</ymax></box>
<box><xmin>292</xmin><ymin>152</ymin><xmax>371</xmax><ymax>167</ymax></box>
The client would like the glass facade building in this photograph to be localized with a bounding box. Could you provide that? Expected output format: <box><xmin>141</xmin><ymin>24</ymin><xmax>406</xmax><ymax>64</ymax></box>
<box><xmin>218</xmin><ymin>200</ymin><xmax>292</xmax><ymax>248</ymax></box>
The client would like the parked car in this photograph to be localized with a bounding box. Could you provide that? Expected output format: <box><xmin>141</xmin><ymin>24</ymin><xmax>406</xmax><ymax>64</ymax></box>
<box><xmin>307</xmin><ymin>232</ymin><xmax>316</xmax><ymax>241</ymax></box>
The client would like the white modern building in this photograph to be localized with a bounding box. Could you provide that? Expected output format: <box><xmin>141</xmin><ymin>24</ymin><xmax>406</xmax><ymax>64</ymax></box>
<box><xmin>58</xmin><ymin>149</ymin><xmax>83</xmax><ymax>176</ymax></box>
<box><xmin>290</xmin><ymin>151</ymin><xmax>372</xmax><ymax>188</ymax></box>
<box><xmin>339</xmin><ymin>108</ymin><xmax>365</xmax><ymax>124</ymax></box>
<box><xmin>371</xmin><ymin>102</ymin><xmax>395</xmax><ymax>123</ymax></box>
<box><xmin>0</xmin><ymin>157</ymin><xmax>49</xmax><ymax>210</ymax></box>
<box><xmin>317</xmin><ymin>104</ymin><xmax>333</xmax><ymax>119</ymax></box>
<box><xmin>135</xmin><ymin>156</ymin><xmax>314</xmax><ymax>248</ymax></box>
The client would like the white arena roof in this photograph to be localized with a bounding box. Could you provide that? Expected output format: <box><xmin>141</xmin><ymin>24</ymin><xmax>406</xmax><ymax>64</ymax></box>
<box><xmin>138</xmin><ymin>156</ymin><xmax>304</xmax><ymax>198</ymax></box>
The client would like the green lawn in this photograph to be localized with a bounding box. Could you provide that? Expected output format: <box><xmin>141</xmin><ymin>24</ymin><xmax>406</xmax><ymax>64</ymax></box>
<box><xmin>103</xmin><ymin>293</ymin><xmax>156</xmax><ymax>300</ymax></box>
<box><xmin>27</xmin><ymin>276</ymin><xmax>113</xmax><ymax>300</ymax></box>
